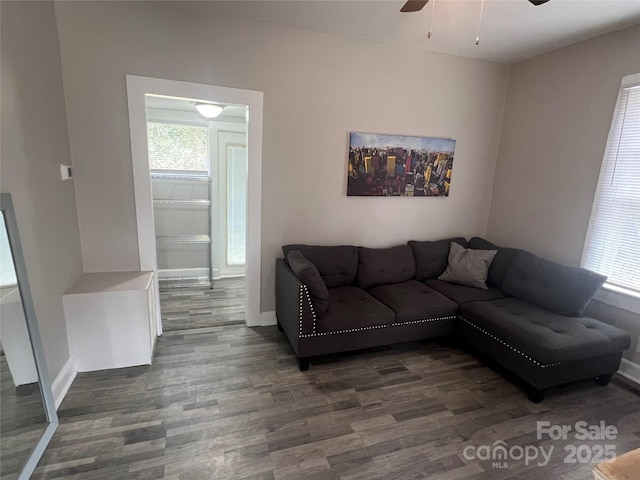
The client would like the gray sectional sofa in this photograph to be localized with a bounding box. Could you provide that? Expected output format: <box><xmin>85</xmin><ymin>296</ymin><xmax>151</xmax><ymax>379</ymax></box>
<box><xmin>275</xmin><ymin>237</ymin><xmax>631</xmax><ymax>402</ymax></box>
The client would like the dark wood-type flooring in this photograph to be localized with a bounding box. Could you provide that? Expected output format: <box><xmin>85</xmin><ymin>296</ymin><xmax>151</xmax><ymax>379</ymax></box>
<box><xmin>160</xmin><ymin>278</ymin><xmax>245</xmax><ymax>331</ymax></box>
<box><xmin>32</xmin><ymin>325</ymin><xmax>640</xmax><ymax>480</ymax></box>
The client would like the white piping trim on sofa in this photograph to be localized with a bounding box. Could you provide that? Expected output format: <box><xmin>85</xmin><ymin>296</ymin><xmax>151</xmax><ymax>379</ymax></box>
<box><xmin>459</xmin><ymin>317</ymin><xmax>563</xmax><ymax>368</ymax></box>
<box><xmin>299</xmin><ymin>315</ymin><xmax>457</xmax><ymax>338</ymax></box>
<box><xmin>298</xmin><ymin>284</ymin><xmax>318</xmax><ymax>335</ymax></box>
<box><xmin>51</xmin><ymin>357</ymin><xmax>76</xmax><ymax>409</ymax></box>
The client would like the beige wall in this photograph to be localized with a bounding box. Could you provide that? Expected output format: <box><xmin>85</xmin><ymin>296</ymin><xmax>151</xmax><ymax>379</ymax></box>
<box><xmin>488</xmin><ymin>25</ymin><xmax>640</xmax><ymax>265</ymax></box>
<box><xmin>488</xmin><ymin>25</ymin><xmax>640</xmax><ymax>363</ymax></box>
<box><xmin>1</xmin><ymin>1</ymin><xmax>83</xmax><ymax>378</ymax></box>
<box><xmin>53</xmin><ymin>1</ymin><xmax>509</xmax><ymax>312</ymax></box>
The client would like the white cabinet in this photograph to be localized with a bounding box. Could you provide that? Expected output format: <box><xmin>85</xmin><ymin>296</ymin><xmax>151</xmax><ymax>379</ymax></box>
<box><xmin>63</xmin><ymin>271</ymin><xmax>157</xmax><ymax>372</ymax></box>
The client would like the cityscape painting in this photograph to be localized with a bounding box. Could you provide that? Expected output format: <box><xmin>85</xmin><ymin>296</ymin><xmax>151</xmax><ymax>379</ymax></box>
<box><xmin>347</xmin><ymin>132</ymin><xmax>456</xmax><ymax>197</ymax></box>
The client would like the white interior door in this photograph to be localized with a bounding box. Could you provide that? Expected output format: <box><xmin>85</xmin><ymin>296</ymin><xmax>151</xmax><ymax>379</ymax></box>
<box><xmin>216</xmin><ymin>131</ymin><xmax>247</xmax><ymax>277</ymax></box>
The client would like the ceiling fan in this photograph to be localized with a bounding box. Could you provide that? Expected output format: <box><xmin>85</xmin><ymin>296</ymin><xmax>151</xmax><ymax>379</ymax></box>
<box><xmin>401</xmin><ymin>0</ymin><xmax>550</xmax><ymax>12</ymax></box>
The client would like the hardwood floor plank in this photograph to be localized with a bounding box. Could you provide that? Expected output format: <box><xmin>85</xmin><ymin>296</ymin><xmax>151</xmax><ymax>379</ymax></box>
<box><xmin>160</xmin><ymin>279</ymin><xmax>245</xmax><ymax>331</ymax></box>
<box><xmin>30</xmin><ymin>324</ymin><xmax>640</xmax><ymax>479</ymax></box>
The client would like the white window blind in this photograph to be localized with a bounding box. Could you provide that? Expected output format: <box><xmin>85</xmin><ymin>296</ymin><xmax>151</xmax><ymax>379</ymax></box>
<box><xmin>582</xmin><ymin>73</ymin><xmax>640</xmax><ymax>294</ymax></box>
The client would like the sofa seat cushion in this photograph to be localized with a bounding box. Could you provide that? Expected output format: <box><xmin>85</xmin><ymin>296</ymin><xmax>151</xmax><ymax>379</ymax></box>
<box><xmin>368</xmin><ymin>280</ymin><xmax>458</xmax><ymax>323</ymax></box>
<box><xmin>459</xmin><ymin>298</ymin><xmax>631</xmax><ymax>365</ymax></box>
<box><xmin>282</xmin><ymin>245</ymin><xmax>357</xmax><ymax>288</ymax></box>
<box><xmin>316</xmin><ymin>286</ymin><xmax>395</xmax><ymax>333</ymax></box>
<box><xmin>425</xmin><ymin>279</ymin><xmax>506</xmax><ymax>305</ymax></box>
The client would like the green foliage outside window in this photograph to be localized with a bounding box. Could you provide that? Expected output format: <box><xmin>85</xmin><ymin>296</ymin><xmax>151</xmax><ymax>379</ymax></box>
<box><xmin>147</xmin><ymin>122</ymin><xmax>208</xmax><ymax>172</ymax></box>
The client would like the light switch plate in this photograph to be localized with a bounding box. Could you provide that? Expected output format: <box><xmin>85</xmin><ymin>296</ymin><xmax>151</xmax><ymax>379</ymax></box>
<box><xmin>60</xmin><ymin>164</ymin><xmax>72</xmax><ymax>181</ymax></box>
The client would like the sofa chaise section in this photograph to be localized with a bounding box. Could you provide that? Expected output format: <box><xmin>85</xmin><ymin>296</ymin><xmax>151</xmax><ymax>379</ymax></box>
<box><xmin>458</xmin><ymin>297</ymin><xmax>630</xmax><ymax>402</ymax></box>
<box><xmin>458</xmin><ymin>244</ymin><xmax>631</xmax><ymax>401</ymax></box>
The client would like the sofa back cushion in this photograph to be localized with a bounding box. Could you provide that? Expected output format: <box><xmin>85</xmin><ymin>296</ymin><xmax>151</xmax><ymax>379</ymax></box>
<box><xmin>357</xmin><ymin>245</ymin><xmax>416</xmax><ymax>289</ymax></box>
<box><xmin>408</xmin><ymin>237</ymin><xmax>467</xmax><ymax>281</ymax></box>
<box><xmin>502</xmin><ymin>251</ymin><xmax>607</xmax><ymax>317</ymax></box>
<box><xmin>286</xmin><ymin>250</ymin><xmax>329</xmax><ymax>313</ymax></box>
<box><xmin>282</xmin><ymin>244</ymin><xmax>357</xmax><ymax>287</ymax></box>
<box><xmin>468</xmin><ymin>237</ymin><xmax>522</xmax><ymax>289</ymax></box>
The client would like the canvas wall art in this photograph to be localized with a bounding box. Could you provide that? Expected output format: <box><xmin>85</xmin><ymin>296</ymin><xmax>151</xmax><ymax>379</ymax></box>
<box><xmin>347</xmin><ymin>132</ymin><xmax>456</xmax><ymax>197</ymax></box>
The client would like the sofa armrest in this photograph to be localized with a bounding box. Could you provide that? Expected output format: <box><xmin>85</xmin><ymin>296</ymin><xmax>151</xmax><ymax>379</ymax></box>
<box><xmin>276</xmin><ymin>259</ymin><xmax>318</xmax><ymax>351</ymax></box>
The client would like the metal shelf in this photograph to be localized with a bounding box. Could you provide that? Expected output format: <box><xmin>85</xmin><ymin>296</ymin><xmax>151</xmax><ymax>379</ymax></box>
<box><xmin>153</xmin><ymin>199</ymin><xmax>211</xmax><ymax>206</ymax></box>
<box><xmin>156</xmin><ymin>235</ymin><xmax>211</xmax><ymax>244</ymax></box>
<box><xmin>150</xmin><ymin>173</ymin><xmax>211</xmax><ymax>182</ymax></box>
<box><xmin>151</xmin><ymin>172</ymin><xmax>214</xmax><ymax>287</ymax></box>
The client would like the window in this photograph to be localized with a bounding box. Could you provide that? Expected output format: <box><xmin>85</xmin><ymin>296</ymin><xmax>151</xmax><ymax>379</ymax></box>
<box><xmin>227</xmin><ymin>145</ymin><xmax>247</xmax><ymax>266</ymax></box>
<box><xmin>582</xmin><ymin>73</ymin><xmax>640</xmax><ymax>295</ymax></box>
<box><xmin>147</xmin><ymin>122</ymin><xmax>208</xmax><ymax>173</ymax></box>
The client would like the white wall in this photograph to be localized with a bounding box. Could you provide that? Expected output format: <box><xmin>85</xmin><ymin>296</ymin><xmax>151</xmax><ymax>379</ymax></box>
<box><xmin>488</xmin><ymin>25</ymin><xmax>640</xmax><ymax>364</ymax></box>
<box><xmin>53</xmin><ymin>1</ymin><xmax>509</xmax><ymax>312</ymax></box>
<box><xmin>1</xmin><ymin>1</ymin><xmax>83</xmax><ymax>378</ymax></box>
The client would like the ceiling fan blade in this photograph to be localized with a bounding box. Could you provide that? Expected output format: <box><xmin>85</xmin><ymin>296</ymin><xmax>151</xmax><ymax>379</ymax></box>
<box><xmin>401</xmin><ymin>1</ymin><xmax>429</xmax><ymax>13</ymax></box>
<box><xmin>529</xmin><ymin>0</ymin><xmax>551</xmax><ymax>5</ymax></box>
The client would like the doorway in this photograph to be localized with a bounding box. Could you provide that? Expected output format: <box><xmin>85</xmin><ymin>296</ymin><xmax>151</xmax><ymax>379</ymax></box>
<box><xmin>126</xmin><ymin>75</ymin><xmax>264</xmax><ymax>335</ymax></box>
<box><xmin>145</xmin><ymin>95</ymin><xmax>247</xmax><ymax>330</ymax></box>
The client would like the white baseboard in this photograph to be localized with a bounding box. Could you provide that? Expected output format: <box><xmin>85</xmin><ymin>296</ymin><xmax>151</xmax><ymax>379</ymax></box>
<box><xmin>618</xmin><ymin>358</ymin><xmax>640</xmax><ymax>386</ymax></box>
<box><xmin>260</xmin><ymin>310</ymin><xmax>277</xmax><ymax>326</ymax></box>
<box><xmin>51</xmin><ymin>357</ymin><xmax>76</xmax><ymax>409</ymax></box>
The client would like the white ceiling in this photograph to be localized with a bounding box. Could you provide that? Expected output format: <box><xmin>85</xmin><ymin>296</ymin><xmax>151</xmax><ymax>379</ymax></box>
<box><xmin>175</xmin><ymin>0</ymin><xmax>640</xmax><ymax>65</ymax></box>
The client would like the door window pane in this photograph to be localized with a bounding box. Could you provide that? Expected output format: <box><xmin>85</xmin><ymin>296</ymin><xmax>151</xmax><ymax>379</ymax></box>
<box><xmin>227</xmin><ymin>146</ymin><xmax>246</xmax><ymax>266</ymax></box>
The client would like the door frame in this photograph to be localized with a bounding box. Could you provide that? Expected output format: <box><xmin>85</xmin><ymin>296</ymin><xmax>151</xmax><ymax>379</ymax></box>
<box><xmin>126</xmin><ymin>75</ymin><xmax>264</xmax><ymax>331</ymax></box>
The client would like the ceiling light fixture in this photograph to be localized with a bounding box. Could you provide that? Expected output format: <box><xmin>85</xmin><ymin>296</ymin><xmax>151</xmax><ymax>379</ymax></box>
<box><xmin>195</xmin><ymin>103</ymin><xmax>224</xmax><ymax>119</ymax></box>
